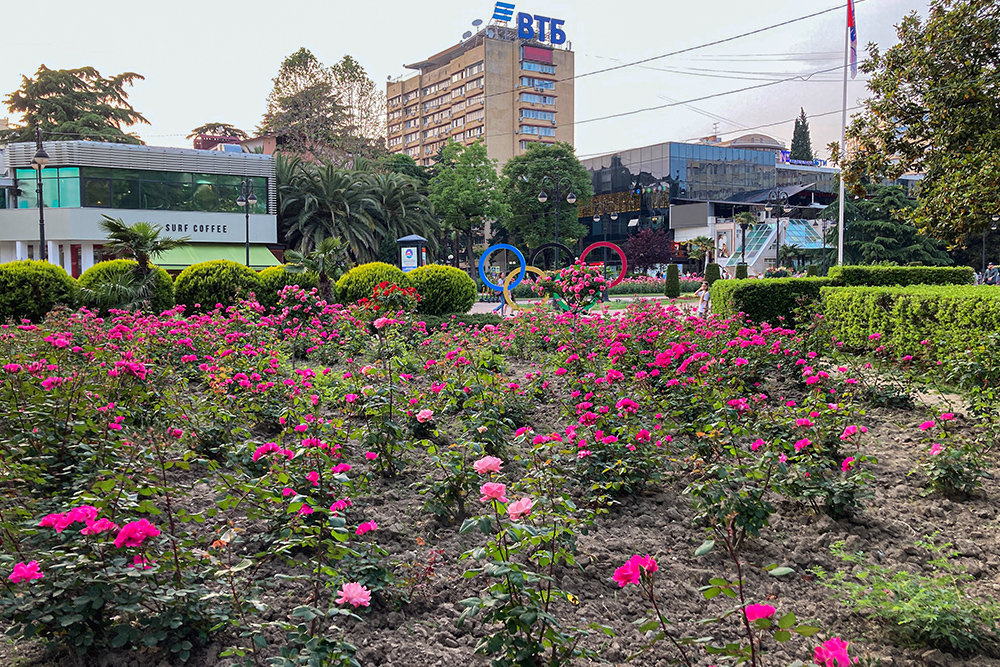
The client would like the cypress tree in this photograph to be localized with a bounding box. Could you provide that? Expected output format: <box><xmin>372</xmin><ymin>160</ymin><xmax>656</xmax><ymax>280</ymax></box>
<box><xmin>790</xmin><ymin>108</ymin><xmax>814</xmax><ymax>161</ymax></box>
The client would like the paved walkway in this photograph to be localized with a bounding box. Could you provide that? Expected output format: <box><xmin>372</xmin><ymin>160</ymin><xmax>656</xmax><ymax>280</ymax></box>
<box><xmin>469</xmin><ymin>294</ymin><xmax>697</xmax><ymax>315</ymax></box>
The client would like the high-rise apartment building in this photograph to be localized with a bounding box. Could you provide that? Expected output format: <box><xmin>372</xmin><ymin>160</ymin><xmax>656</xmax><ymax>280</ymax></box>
<box><xmin>387</xmin><ymin>24</ymin><xmax>574</xmax><ymax>167</ymax></box>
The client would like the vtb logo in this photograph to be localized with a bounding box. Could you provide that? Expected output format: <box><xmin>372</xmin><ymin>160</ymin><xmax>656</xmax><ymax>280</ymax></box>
<box><xmin>492</xmin><ymin>2</ymin><xmax>568</xmax><ymax>45</ymax></box>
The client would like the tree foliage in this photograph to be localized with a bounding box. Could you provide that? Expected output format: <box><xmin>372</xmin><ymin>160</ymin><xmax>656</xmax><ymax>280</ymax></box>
<box><xmin>1</xmin><ymin>66</ymin><xmax>147</xmax><ymax>144</ymax></box>
<box><xmin>835</xmin><ymin>0</ymin><xmax>1000</xmax><ymax>242</ymax></box>
<box><xmin>276</xmin><ymin>154</ymin><xmax>438</xmax><ymax>264</ymax></box>
<box><xmin>498</xmin><ymin>142</ymin><xmax>592</xmax><ymax>250</ymax></box>
<box><xmin>819</xmin><ymin>185</ymin><xmax>953</xmax><ymax>265</ymax></box>
<box><xmin>624</xmin><ymin>229</ymin><xmax>674</xmax><ymax>273</ymax></box>
<box><xmin>186</xmin><ymin>123</ymin><xmax>248</xmax><ymax>139</ymax></box>
<box><xmin>790</xmin><ymin>108</ymin><xmax>814</xmax><ymax>161</ymax></box>
<box><xmin>428</xmin><ymin>141</ymin><xmax>507</xmax><ymax>269</ymax></box>
<box><xmin>258</xmin><ymin>49</ymin><xmax>384</xmax><ymax>162</ymax></box>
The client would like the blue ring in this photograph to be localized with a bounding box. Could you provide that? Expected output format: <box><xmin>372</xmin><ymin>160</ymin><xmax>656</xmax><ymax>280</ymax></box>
<box><xmin>479</xmin><ymin>244</ymin><xmax>526</xmax><ymax>292</ymax></box>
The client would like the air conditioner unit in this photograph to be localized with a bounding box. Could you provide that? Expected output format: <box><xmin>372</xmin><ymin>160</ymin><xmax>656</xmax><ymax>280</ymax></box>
<box><xmin>514</xmin><ymin>129</ymin><xmax>519</xmax><ymax>134</ymax></box>
<box><xmin>551</xmin><ymin>119</ymin><xmax>556</xmax><ymax>125</ymax></box>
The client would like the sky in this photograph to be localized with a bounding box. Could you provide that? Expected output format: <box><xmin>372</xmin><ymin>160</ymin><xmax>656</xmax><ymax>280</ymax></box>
<box><xmin>1</xmin><ymin>0</ymin><xmax>928</xmax><ymax>161</ymax></box>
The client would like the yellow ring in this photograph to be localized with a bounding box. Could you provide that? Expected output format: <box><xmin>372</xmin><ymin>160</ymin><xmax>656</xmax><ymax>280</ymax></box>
<box><xmin>502</xmin><ymin>266</ymin><xmax>546</xmax><ymax>310</ymax></box>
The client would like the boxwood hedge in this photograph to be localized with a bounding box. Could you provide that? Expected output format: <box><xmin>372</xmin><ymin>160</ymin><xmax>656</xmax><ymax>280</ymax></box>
<box><xmin>712</xmin><ymin>277</ymin><xmax>832</xmax><ymax>325</ymax></box>
<box><xmin>78</xmin><ymin>260</ymin><xmax>174</xmax><ymax>313</ymax></box>
<box><xmin>257</xmin><ymin>265</ymin><xmax>319</xmax><ymax>310</ymax></box>
<box><xmin>174</xmin><ymin>260</ymin><xmax>263</xmax><ymax>313</ymax></box>
<box><xmin>0</xmin><ymin>261</ymin><xmax>77</xmax><ymax>323</ymax></box>
<box><xmin>334</xmin><ymin>262</ymin><xmax>410</xmax><ymax>304</ymax></box>
<box><xmin>827</xmin><ymin>265</ymin><xmax>973</xmax><ymax>287</ymax></box>
<box><xmin>408</xmin><ymin>265</ymin><xmax>477</xmax><ymax>316</ymax></box>
<box><xmin>822</xmin><ymin>285</ymin><xmax>1000</xmax><ymax>355</ymax></box>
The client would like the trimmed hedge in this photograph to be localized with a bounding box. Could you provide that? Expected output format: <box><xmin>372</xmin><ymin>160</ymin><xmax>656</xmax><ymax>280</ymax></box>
<box><xmin>823</xmin><ymin>285</ymin><xmax>1000</xmax><ymax>356</ymax></box>
<box><xmin>258</xmin><ymin>265</ymin><xmax>319</xmax><ymax>310</ymax></box>
<box><xmin>0</xmin><ymin>261</ymin><xmax>77</xmax><ymax>323</ymax></box>
<box><xmin>78</xmin><ymin>260</ymin><xmax>174</xmax><ymax>313</ymax></box>
<box><xmin>665</xmin><ymin>265</ymin><xmax>680</xmax><ymax>298</ymax></box>
<box><xmin>705</xmin><ymin>263</ymin><xmax>722</xmax><ymax>285</ymax></box>
<box><xmin>712</xmin><ymin>277</ymin><xmax>832</xmax><ymax>325</ymax></box>
<box><xmin>335</xmin><ymin>262</ymin><xmax>411</xmax><ymax>304</ymax></box>
<box><xmin>174</xmin><ymin>260</ymin><xmax>263</xmax><ymax>313</ymax></box>
<box><xmin>827</xmin><ymin>265</ymin><xmax>973</xmax><ymax>287</ymax></box>
<box><xmin>735</xmin><ymin>264</ymin><xmax>748</xmax><ymax>280</ymax></box>
<box><xmin>408</xmin><ymin>265</ymin><xmax>477</xmax><ymax>316</ymax></box>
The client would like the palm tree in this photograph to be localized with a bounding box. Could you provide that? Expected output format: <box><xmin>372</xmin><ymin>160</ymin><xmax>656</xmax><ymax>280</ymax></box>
<box><xmin>284</xmin><ymin>236</ymin><xmax>350</xmax><ymax>302</ymax></box>
<box><xmin>363</xmin><ymin>172</ymin><xmax>440</xmax><ymax>258</ymax></box>
<box><xmin>99</xmin><ymin>215</ymin><xmax>189</xmax><ymax>280</ymax></box>
<box><xmin>687</xmin><ymin>235</ymin><xmax>715</xmax><ymax>272</ymax></box>
<box><xmin>779</xmin><ymin>243</ymin><xmax>802</xmax><ymax>268</ymax></box>
<box><xmin>85</xmin><ymin>216</ymin><xmax>189</xmax><ymax>310</ymax></box>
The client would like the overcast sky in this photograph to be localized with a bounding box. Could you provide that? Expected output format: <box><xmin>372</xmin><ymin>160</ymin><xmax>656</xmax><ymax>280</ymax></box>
<box><xmin>2</xmin><ymin>0</ymin><xmax>927</xmax><ymax>161</ymax></box>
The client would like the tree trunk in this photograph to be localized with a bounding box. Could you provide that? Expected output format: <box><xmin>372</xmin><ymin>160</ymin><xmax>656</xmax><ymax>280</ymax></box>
<box><xmin>452</xmin><ymin>232</ymin><xmax>460</xmax><ymax>268</ymax></box>
<box><xmin>466</xmin><ymin>229</ymin><xmax>476</xmax><ymax>278</ymax></box>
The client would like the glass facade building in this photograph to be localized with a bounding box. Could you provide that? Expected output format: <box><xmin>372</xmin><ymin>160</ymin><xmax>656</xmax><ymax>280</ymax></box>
<box><xmin>14</xmin><ymin>167</ymin><xmax>267</xmax><ymax>214</ymax></box>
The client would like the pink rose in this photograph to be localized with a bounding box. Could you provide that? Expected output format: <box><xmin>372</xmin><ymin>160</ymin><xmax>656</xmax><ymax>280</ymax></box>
<box><xmin>473</xmin><ymin>456</ymin><xmax>503</xmax><ymax>475</ymax></box>
<box><xmin>507</xmin><ymin>497</ymin><xmax>533</xmax><ymax>520</ymax></box>
<box><xmin>416</xmin><ymin>409</ymin><xmax>434</xmax><ymax>423</ymax></box>
<box><xmin>479</xmin><ymin>482</ymin><xmax>508</xmax><ymax>504</ymax></box>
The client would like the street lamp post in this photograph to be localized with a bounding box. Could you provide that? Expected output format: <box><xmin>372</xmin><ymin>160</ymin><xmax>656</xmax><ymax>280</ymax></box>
<box><xmin>592</xmin><ymin>207</ymin><xmax>618</xmax><ymax>301</ymax></box>
<box><xmin>536</xmin><ymin>175</ymin><xmax>576</xmax><ymax>269</ymax></box>
<box><xmin>236</xmin><ymin>178</ymin><xmax>258</xmax><ymax>267</ymax></box>
<box><xmin>738</xmin><ymin>218</ymin><xmax>750</xmax><ymax>267</ymax></box>
<box><xmin>765</xmin><ymin>190</ymin><xmax>789</xmax><ymax>270</ymax></box>
<box><xmin>30</xmin><ymin>127</ymin><xmax>51</xmax><ymax>261</ymax></box>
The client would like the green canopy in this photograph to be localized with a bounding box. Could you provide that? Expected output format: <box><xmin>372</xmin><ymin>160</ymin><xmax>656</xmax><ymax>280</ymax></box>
<box><xmin>156</xmin><ymin>244</ymin><xmax>280</xmax><ymax>271</ymax></box>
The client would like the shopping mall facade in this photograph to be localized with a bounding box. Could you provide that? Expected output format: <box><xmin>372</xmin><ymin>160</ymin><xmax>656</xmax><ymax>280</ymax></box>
<box><xmin>0</xmin><ymin>141</ymin><xmax>279</xmax><ymax>277</ymax></box>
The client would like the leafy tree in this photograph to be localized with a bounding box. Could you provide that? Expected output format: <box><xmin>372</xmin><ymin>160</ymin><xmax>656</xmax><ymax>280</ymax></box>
<box><xmin>834</xmin><ymin>0</ymin><xmax>1000</xmax><ymax>242</ymax></box>
<box><xmin>364</xmin><ymin>172</ymin><xmax>439</xmax><ymax>260</ymax></box>
<box><xmin>330</xmin><ymin>55</ymin><xmax>386</xmax><ymax>155</ymax></box>
<box><xmin>428</xmin><ymin>141</ymin><xmax>507</xmax><ymax>270</ymax></box>
<box><xmin>624</xmin><ymin>228</ymin><xmax>674</xmax><ymax>273</ymax></box>
<box><xmin>819</xmin><ymin>185</ymin><xmax>953</xmax><ymax>265</ymax></box>
<box><xmin>284</xmin><ymin>237</ymin><xmax>350</xmax><ymax>302</ymax></box>
<box><xmin>790</xmin><ymin>108</ymin><xmax>814</xmax><ymax>161</ymax></box>
<box><xmin>1</xmin><ymin>66</ymin><xmax>147</xmax><ymax>144</ymax></box>
<box><xmin>258</xmin><ymin>48</ymin><xmax>354</xmax><ymax>162</ymax></box>
<box><xmin>382</xmin><ymin>153</ymin><xmax>430</xmax><ymax>186</ymax></box>
<box><xmin>186</xmin><ymin>123</ymin><xmax>248</xmax><ymax>139</ymax></box>
<box><xmin>499</xmin><ymin>142</ymin><xmax>592</xmax><ymax>251</ymax></box>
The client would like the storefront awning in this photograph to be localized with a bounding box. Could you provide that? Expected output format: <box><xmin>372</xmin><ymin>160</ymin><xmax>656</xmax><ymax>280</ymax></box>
<box><xmin>156</xmin><ymin>244</ymin><xmax>280</xmax><ymax>271</ymax></box>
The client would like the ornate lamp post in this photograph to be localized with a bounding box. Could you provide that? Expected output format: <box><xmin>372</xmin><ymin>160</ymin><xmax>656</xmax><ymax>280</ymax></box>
<box><xmin>592</xmin><ymin>207</ymin><xmax>618</xmax><ymax>301</ymax></box>
<box><xmin>236</xmin><ymin>178</ymin><xmax>257</xmax><ymax>267</ymax></box>
<box><xmin>30</xmin><ymin>128</ymin><xmax>51</xmax><ymax>261</ymax></box>
<box><xmin>536</xmin><ymin>175</ymin><xmax>576</xmax><ymax>269</ymax></box>
<box><xmin>765</xmin><ymin>189</ymin><xmax>789</xmax><ymax>270</ymax></box>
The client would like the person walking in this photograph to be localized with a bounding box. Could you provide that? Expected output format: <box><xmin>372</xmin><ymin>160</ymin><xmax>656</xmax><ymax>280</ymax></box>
<box><xmin>986</xmin><ymin>263</ymin><xmax>999</xmax><ymax>286</ymax></box>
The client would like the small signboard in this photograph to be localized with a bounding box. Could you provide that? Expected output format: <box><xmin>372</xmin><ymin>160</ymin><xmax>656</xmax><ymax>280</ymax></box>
<box><xmin>401</xmin><ymin>246</ymin><xmax>418</xmax><ymax>272</ymax></box>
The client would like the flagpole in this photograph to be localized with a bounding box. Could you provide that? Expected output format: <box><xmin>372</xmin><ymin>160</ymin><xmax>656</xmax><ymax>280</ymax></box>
<box><xmin>837</xmin><ymin>3</ymin><xmax>850</xmax><ymax>266</ymax></box>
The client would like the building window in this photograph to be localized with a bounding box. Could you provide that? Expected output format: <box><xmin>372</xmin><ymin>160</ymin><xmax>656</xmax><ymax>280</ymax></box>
<box><xmin>520</xmin><ymin>77</ymin><xmax>554</xmax><ymax>90</ymax></box>
<box><xmin>451</xmin><ymin>71</ymin><xmax>465</xmax><ymax>84</ymax></box>
<box><xmin>466</xmin><ymin>77</ymin><xmax>484</xmax><ymax>91</ymax></box>
<box><xmin>388</xmin><ymin>136</ymin><xmax>403</xmax><ymax>147</ymax></box>
<box><xmin>403</xmin><ymin>91</ymin><xmax>417</xmax><ymax>104</ymax></box>
<box><xmin>404</xmin><ymin>132</ymin><xmax>419</xmax><ymax>143</ymax></box>
<box><xmin>467</xmin><ymin>109</ymin><xmax>485</xmax><ymax>123</ymax></box>
<box><xmin>466</xmin><ymin>61</ymin><xmax>484</xmax><ymax>76</ymax></box>
<box><xmin>520</xmin><ymin>125</ymin><xmax>555</xmax><ymax>136</ymax></box>
<box><xmin>14</xmin><ymin>167</ymin><xmax>81</xmax><ymax>209</ymax></box>
<box><xmin>388</xmin><ymin>109</ymin><xmax>402</xmax><ymax>121</ymax></box>
<box><xmin>405</xmin><ymin>147</ymin><xmax>419</xmax><ymax>157</ymax></box>
<box><xmin>422</xmin><ymin>82</ymin><xmax>440</xmax><ymax>97</ymax></box>
<box><xmin>451</xmin><ymin>116</ymin><xmax>466</xmax><ymax>129</ymax></box>
<box><xmin>452</xmin><ymin>87</ymin><xmax>464</xmax><ymax>99</ymax></box>
<box><xmin>388</xmin><ymin>95</ymin><xmax>402</xmax><ymax>107</ymax></box>
<box><xmin>521</xmin><ymin>61</ymin><xmax>555</xmax><ymax>74</ymax></box>
<box><xmin>521</xmin><ymin>109</ymin><xmax>555</xmax><ymax>121</ymax></box>
<box><xmin>520</xmin><ymin>93</ymin><xmax>555</xmax><ymax>105</ymax></box>
<box><xmin>466</xmin><ymin>126</ymin><xmax>484</xmax><ymax>139</ymax></box>
<box><xmin>452</xmin><ymin>100</ymin><xmax>466</xmax><ymax>113</ymax></box>
<box><xmin>467</xmin><ymin>93</ymin><xmax>484</xmax><ymax>106</ymax></box>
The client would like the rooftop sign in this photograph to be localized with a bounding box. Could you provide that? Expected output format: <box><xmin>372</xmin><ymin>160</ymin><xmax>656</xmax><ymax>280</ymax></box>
<box><xmin>492</xmin><ymin>2</ymin><xmax>567</xmax><ymax>45</ymax></box>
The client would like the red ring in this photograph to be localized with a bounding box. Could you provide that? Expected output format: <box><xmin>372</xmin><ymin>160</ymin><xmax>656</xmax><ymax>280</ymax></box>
<box><xmin>579</xmin><ymin>242</ymin><xmax>628</xmax><ymax>287</ymax></box>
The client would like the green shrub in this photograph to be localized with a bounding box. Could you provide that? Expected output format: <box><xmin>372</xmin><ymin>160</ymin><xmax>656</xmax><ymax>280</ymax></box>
<box><xmin>408</xmin><ymin>265</ymin><xmax>477</xmax><ymax>316</ymax></box>
<box><xmin>257</xmin><ymin>265</ymin><xmax>318</xmax><ymax>310</ymax></box>
<box><xmin>665</xmin><ymin>264</ymin><xmax>680</xmax><ymax>298</ymax></box>
<box><xmin>816</xmin><ymin>538</ymin><xmax>999</xmax><ymax>655</ymax></box>
<box><xmin>822</xmin><ymin>285</ymin><xmax>1000</xmax><ymax>356</ymax></box>
<box><xmin>712</xmin><ymin>277</ymin><xmax>832</xmax><ymax>325</ymax></box>
<box><xmin>417</xmin><ymin>312</ymin><xmax>502</xmax><ymax>332</ymax></box>
<box><xmin>735</xmin><ymin>264</ymin><xmax>748</xmax><ymax>280</ymax></box>
<box><xmin>334</xmin><ymin>262</ymin><xmax>411</xmax><ymax>304</ymax></box>
<box><xmin>174</xmin><ymin>260</ymin><xmax>263</xmax><ymax>313</ymax></box>
<box><xmin>827</xmin><ymin>265</ymin><xmax>973</xmax><ymax>287</ymax></box>
<box><xmin>78</xmin><ymin>260</ymin><xmax>174</xmax><ymax>313</ymax></box>
<box><xmin>0</xmin><ymin>260</ymin><xmax>77</xmax><ymax>323</ymax></box>
<box><xmin>805</xmin><ymin>264</ymin><xmax>819</xmax><ymax>277</ymax></box>
<box><xmin>705</xmin><ymin>263</ymin><xmax>721</xmax><ymax>285</ymax></box>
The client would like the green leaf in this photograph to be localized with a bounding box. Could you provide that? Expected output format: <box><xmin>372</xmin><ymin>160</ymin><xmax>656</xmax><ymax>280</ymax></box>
<box><xmin>773</xmin><ymin>630</ymin><xmax>792</xmax><ymax>642</ymax></box>
<box><xmin>290</xmin><ymin>606</ymin><xmax>317</xmax><ymax>621</ymax></box>
<box><xmin>694</xmin><ymin>539</ymin><xmax>715</xmax><ymax>556</ymax></box>
<box><xmin>703</xmin><ymin>587</ymin><xmax>721</xmax><ymax>600</ymax></box>
<box><xmin>769</xmin><ymin>566</ymin><xmax>795</xmax><ymax>577</ymax></box>
<box><xmin>794</xmin><ymin>625</ymin><xmax>822</xmax><ymax>637</ymax></box>
<box><xmin>778</xmin><ymin>612</ymin><xmax>796</xmax><ymax>629</ymax></box>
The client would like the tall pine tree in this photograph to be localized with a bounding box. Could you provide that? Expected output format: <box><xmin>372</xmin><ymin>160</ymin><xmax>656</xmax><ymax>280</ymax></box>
<box><xmin>790</xmin><ymin>107</ymin><xmax>814</xmax><ymax>161</ymax></box>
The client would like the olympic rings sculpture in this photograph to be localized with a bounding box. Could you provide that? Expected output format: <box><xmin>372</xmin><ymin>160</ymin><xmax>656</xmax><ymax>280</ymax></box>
<box><xmin>479</xmin><ymin>242</ymin><xmax>628</xmax><ymax>312</ymax></box>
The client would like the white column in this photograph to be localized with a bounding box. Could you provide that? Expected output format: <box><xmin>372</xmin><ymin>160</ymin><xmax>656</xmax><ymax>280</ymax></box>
<box><xmin>15</xmin><ymin>241</ymin><xmax>25</xmax><ymax>261</ymax></box>
<box><xmin>62</xmin><ymin>244</ymin><xmax>73</xmax><ymax>275</ymax></box>
<box><xmin>80</xmin><ymin>243</ymin><xmax>95</xmax><ymax>272</ymax></box>
<box><xmin>46</xmin><ymin>241</ymin><xmax>57</xmax><ymax>264</ymax></box>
